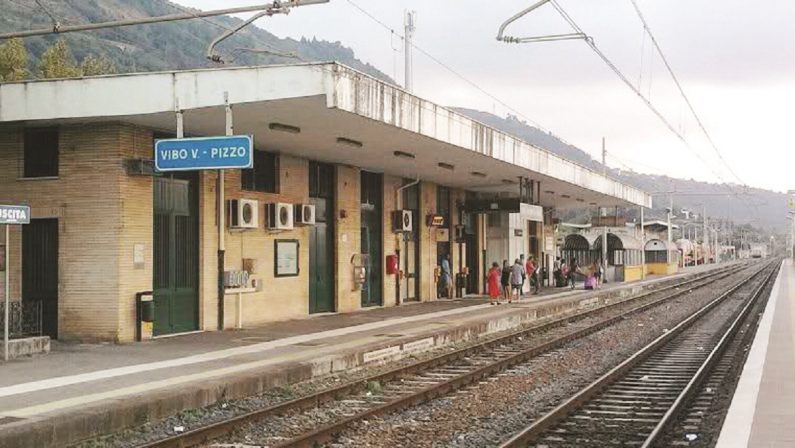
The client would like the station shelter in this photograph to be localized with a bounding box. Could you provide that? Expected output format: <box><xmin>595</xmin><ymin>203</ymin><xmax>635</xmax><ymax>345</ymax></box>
<box><xmin>0</xmin><ymin>63</ymin><xmax>650</xmax><ymax>342</ymax></box>
<box><xmin>591</xmin><ymin>227</ymin><xmax>643</xmax><ymax>282</ymax></box>
<box><xmin>641</xmin><ymin>221</ymin><xmax>679</xmax><ymax>275</ymax></box>
<box><xmin>561</xmin><ymin>219</ymin><xmax>664</xmax><ymax>283</ymax></box>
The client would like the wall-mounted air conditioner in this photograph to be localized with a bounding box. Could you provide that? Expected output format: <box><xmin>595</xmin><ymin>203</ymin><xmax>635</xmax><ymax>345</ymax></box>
<box><xmin>267</xmin><ymin>203</ymin><xmax>294</xmax><ymax>230</ymax></box>
<box><xmin>228</xmin><ymin>199</ymin><xmax>259</xmax><ymax>229</ymax></box>
<box><xmin>392</xmin><ymin>210</ymin><xmax>413</xmax><ymax>233</ymax></box>
<box><xmin>294</xmin><ymin>203</ymin><xmax>316</xmax><ymax>226</ymax></box>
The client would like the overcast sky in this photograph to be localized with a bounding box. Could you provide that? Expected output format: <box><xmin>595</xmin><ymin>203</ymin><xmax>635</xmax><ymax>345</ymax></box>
<box><xmin>175</xmin><ymin>0</ymin><xmax>795</xmax><ymax>193</ymax></box>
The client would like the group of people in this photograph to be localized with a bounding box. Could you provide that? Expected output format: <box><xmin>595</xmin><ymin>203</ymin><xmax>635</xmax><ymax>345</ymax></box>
<box><xmin>487</xmin><ymin>255</ymin><xmax>541</xmax><ymax>305</ymax></box>
<box><xmin>487</xmin><ymin>256</ymin><xmax>605</xmax><ymax>304</ymax></box>
<box><xmin>553</xmin><ymin>257</ymin><xmax>603</xmax><ymax>290</ymax></box>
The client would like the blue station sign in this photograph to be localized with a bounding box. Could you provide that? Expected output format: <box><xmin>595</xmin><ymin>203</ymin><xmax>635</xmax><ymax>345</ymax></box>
<box><xmin>154</xmin><ymin>135</ymin><xmax>254</xmax><ymax>172</ymax></box>
<box><xmin>0</xmin><ymin>205</ymin><xmax>30</xmax><ymax>225</ymax></box>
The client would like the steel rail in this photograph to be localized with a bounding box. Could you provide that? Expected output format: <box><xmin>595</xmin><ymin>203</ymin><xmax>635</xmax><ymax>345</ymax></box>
<box><xmin>498</xmin><ymin>260</ymin><xmax>777</xmax><ymax>448</ymax></box>
<box><xmin>640</xmin><ymin>260</ymin><xmax>779</xmax><ymax>447</ymax></box>
<box><xmin>135</xmin><ymin>263</ymin><xmax>744</xmax><ymax>448</ymax></box>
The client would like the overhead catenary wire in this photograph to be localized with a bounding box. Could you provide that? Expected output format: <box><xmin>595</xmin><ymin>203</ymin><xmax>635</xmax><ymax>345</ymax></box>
<box><xmin>627</xmin><ymin>0</ymin><xmax>745</xmax><ymax>187</ymax></box>
<box><xmin>0</xmin><ymin>1</ymin><xmax>328</xmax><ymax>40</ymax></box>
<box><xmin>547</xmin><ymin>0</ymin><xmax>740</xmax><ymax>191</ymax></box>
<box><xmin>344</xmin><ymin>0</ymin><xmax>556</xmax><ymax>137</ymax></box>
<box><xmin>33</xmin><ymin>0</ymin><xmax>59</xmax><ymax>30</ymax></box>
<box><xmin>344</xmin><ymin>0</ymin><xmax>622</xmax><ymax>173</ymax></box>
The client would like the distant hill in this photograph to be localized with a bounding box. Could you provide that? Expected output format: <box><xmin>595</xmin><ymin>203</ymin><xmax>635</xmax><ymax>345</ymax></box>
<box><xmin>0</xmin><ymin>0</ymin><xmax>391</xmax><ymax>81</ymax></box>
<box><xmin>453</xmin><ymin>108</ymin><xmax>787</xmax><ymax>232</ymax></box>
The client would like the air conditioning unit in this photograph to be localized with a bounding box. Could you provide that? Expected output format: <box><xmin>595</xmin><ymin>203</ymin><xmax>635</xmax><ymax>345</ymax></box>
<box><xmin>294</xmin><ymin>203</ymin><xmax>316</xmax><ymax>226</ymax></box>
<box><xmin>267</xmin><ymin>203</ymin><xmax>294</xmax><ymax>230</ymax></box>
<box><xmin>228</xmin><ymin>199</ymin><xmax>259</xmax><ymax>229</ymax></box>
<box><xmin>392</xmin><ymin>210</ymin><xmax>413</xmax><ymax>233</ymax></box>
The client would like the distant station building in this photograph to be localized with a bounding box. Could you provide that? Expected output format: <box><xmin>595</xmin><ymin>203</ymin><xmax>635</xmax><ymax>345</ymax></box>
<box><xmin>560</xmin><ymin>218</ymin><xmax>679</xmax><ymax>282</ymax></box>
<box><xmin>642</xmin><ymin>220</ymin><xmax>679</xmax><ymax>275</ymax></box>
<box><xmin>0</xmin><ymin>63</ymin><xmax>650</xmax><ymax>342</ymax></box>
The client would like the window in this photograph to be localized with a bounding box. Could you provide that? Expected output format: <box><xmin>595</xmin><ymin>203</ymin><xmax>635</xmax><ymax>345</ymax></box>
<box><xmin>241</xmin><ymin>150</ymin><xmax>279</xmax><ymax>193</ymax></box>
<box><xmin>24</xmin><ymin>127</ymin><xmax>59</xmax><ymax>178</ymax></box>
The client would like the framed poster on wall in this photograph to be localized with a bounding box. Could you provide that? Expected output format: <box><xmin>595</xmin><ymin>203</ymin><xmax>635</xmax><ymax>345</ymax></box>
<box><xmin>274</xmin><ymin>239</ymin><xmax>299</xmax><ymax>277</ymax></box>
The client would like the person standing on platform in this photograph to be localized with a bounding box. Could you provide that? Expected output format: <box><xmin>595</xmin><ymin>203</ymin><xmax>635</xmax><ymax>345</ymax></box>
<box><xmin>488</xmin><ymin>262</ymin><xmax>502</xmax><ymax>305</ymax></box>
<box><xmin>558</xmin><ymin>258</ymin><xmax>568</xmax><ymax>287</ymax></box>
<box><xmin>440</xmin><ymin>253</ymin><xmax>453</xmax><ymax>299</ymax></box>
<box><xmin>501</xmin><ymin>259</ymin><xmax>511</xmax><ymax>302</ymax></box>
<box><xmin>527</xmin><ymin>256</ymin><xmax>540</xmax><ymax>295</ymax></box>
<box><xmin>568</xmin><ymin>257</ymin><xmax>580</xmax><ymax>289</ymax></box>
<box><xmin>510</xmin><ymin>258</ymin><xmax>525</xmax><ymax>303</ymax></box>
<box><xmin>594</xmin><ymin>259</ymin><xmax>603</xmax><ymax>289</ymax></box>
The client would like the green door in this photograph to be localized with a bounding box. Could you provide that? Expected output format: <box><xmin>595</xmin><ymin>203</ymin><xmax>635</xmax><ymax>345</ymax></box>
<box><xmin>153</xmin><ymin>174</ymin><xmax>199</xmax><ymax>335</ymax></box>
<box><xmin>360</xmin><ymin>171</ymin><xmax>383</xmax><ymax>307</ymax></box>
<box><xmin>309</xmin><ymin>162</ymin><xmax>335</xmax><ymax>314</ymax></box>
<box><xmin>22</xmin><ymin>219</ymin><xmax>59</xmax><ymax>339</ymax></box>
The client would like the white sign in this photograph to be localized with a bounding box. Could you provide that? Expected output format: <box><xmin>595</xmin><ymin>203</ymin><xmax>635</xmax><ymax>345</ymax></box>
<box><xmin>0</xmin><ymin>205</ymin><xmax>30</xmax><ymax>225</ymax></box>
<box><xmin>133</xmin><ymin>243</ymin><xmax>145</xmax><ymax>269</ymax></box>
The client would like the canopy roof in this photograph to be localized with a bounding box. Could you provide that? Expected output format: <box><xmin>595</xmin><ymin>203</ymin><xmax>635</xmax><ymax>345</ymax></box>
<box><xmin>0</xmin><ymin>62</ymin><xmax>651</xmax><ymax>209</ymax></box>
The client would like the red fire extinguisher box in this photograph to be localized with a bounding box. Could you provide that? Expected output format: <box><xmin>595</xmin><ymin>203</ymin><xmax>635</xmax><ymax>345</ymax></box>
<box><xmin>386</xmin><ymin>254</ymin><xmax>399</xmax><ymax>275</ymax></box>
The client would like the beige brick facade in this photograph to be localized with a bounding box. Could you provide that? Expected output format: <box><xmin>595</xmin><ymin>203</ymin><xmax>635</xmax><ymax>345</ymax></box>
<box><xmin>1</xmin><ymin>123</ymin><xmax>477</xmax><ymax>342</ymax></box>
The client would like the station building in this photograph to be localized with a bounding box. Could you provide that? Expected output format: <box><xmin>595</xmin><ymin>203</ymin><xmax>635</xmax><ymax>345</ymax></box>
<box><xmin>0</xmin><ymin>63</ymin><xmax>650</xmax><ymax>342</ymax></box>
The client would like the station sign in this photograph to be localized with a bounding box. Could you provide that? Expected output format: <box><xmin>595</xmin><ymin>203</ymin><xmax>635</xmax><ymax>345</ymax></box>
<box><xmin>155</xmin><ymin>135</ymin><xmax>254</xmax><ymax>172</ymax></box>
<box><xmin>0</xmin><ymin>204</ymin><xmax>30</xmax><ymax>225</ymax></box>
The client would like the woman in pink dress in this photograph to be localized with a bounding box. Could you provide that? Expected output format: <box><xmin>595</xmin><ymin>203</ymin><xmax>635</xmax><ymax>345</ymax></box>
<box><xmin>488</xmin><ymin>262</ymin><xmax>502</xmax><ymax>305</ymax></box>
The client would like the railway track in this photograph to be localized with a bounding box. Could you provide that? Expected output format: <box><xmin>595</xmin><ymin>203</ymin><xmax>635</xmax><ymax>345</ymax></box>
<box><xmin>133</xmin><ymin>263</ymin><xmax>749</xmax><ymax>448</ymax></box>
<box><xmin>499</xmin><ymin>259</ymin><xmax>778</xmax><ymax>448</ymax></box>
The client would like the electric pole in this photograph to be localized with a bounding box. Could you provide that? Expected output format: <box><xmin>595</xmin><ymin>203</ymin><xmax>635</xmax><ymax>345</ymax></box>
<box><xmin>404</xmin><ymin>10</ymin><xmax>416</xmax><ymax>92</ymax></box>
<box><xmin>601</xmin><ymin>137</ymin><xmax>608</xmax><ymax>272</ymax></box>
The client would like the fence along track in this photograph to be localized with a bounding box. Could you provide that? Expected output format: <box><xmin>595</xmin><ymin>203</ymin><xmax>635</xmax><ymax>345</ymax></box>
<box><xmin>499</xmin><ymin>260</ymin><xmax>778</xmax><ymax>448</ymax></box>
<box><xmin>136</xmin><ymin>264</ymin><xmax>745</xmax><ymax>448</ymax></box>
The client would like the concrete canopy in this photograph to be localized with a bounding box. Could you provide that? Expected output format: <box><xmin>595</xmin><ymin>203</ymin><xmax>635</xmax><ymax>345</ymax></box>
<box><xmin>0</xmin><ymin>62</ymin><xmax>650</xmax><ymax>209</ymax></box>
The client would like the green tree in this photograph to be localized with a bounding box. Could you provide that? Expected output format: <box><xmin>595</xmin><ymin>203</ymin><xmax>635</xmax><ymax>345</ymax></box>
<box><xmin>0</xmin><ymin>38</ymin><xmax>29</xmax><ymax>82</ymax></box>
<box><xmin>81</xmin><ymin>54</ymin><xmax>117</xmax><ymax>76</ymax></box>
<box><xmin>38</xmin><ymin>39</ymin><xmax>82</xmax><ymax>79</ymax></box>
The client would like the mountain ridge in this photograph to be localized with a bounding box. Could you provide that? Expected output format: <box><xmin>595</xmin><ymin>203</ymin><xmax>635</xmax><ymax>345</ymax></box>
<box><xmin>451</xmin><ymin>107</ymin><xmax>785</xmax><ymax>231</ymax></box>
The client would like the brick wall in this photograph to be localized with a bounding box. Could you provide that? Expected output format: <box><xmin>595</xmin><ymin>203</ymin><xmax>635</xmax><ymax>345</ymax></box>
<box><xmin>0</xmin><ymin>124</ymin><xmax>128</xmax><ymax>342</ymax></box>
<box><xmin>117</xmin><ymin>126</ymin><xmax>154</xmax><ymax>342</ymax></box>
<box><xmin>0</xmin><ymin>123</ymin><xmax>478</xmax><ymax>341</ymax></box>
<box><xmin>203</xmin><ymin>155</ymin><xmax>311</xmax><ymax>330</ymax></box>
<box><xmin>334</xmin><ymin>165</ymin><xmax>361</xmax><ymax>313</ymax></box>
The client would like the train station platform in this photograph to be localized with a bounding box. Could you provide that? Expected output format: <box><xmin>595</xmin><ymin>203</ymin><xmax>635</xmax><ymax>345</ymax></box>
<box><xmin>0</xmin><ymin>263</ymin><xmax>728</xmax><ymax>448</ymax></box>
<box><xmin>717</xmin><ymin>259</ymin><xmax>795</xmax><ymax>448</ymax></box>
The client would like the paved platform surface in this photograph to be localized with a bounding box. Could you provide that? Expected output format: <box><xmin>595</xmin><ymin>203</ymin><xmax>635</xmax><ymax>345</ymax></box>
<box><xmin>717</xmin><ymin>259</ymin><xmax>795</xmax><ymax>448</ymax></box>
<box><xmin>0</xmin><ymin>263</ymin><xmax>724</xmax><ymax>447</ymax></box>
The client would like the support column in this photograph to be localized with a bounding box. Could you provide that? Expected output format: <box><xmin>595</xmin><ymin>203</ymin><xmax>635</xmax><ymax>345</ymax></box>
<box><xmin>217</xmin><ymin>93</ymin><xmax>232</xmax><ymax>330</ymax></box>
<box><xmin>640</xmin><ymin>206</ymin><xmax>645</xmax><ymax>280</ymax></box>
<box><xmin>702</xmin><ymin>205</ymin><xmax>708</xmax><ymax>265</ymax></box>
<box><xmin>4</xmin><ymin>224</ymin><xmax>9</xmax><ymax>362</ymax></box>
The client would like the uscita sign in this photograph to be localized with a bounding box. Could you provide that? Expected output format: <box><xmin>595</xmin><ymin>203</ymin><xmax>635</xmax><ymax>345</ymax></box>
<box><xmin>0</xmin><ymin>205</ymin><xmax>31</xmax><ymax>225</ymax></box>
